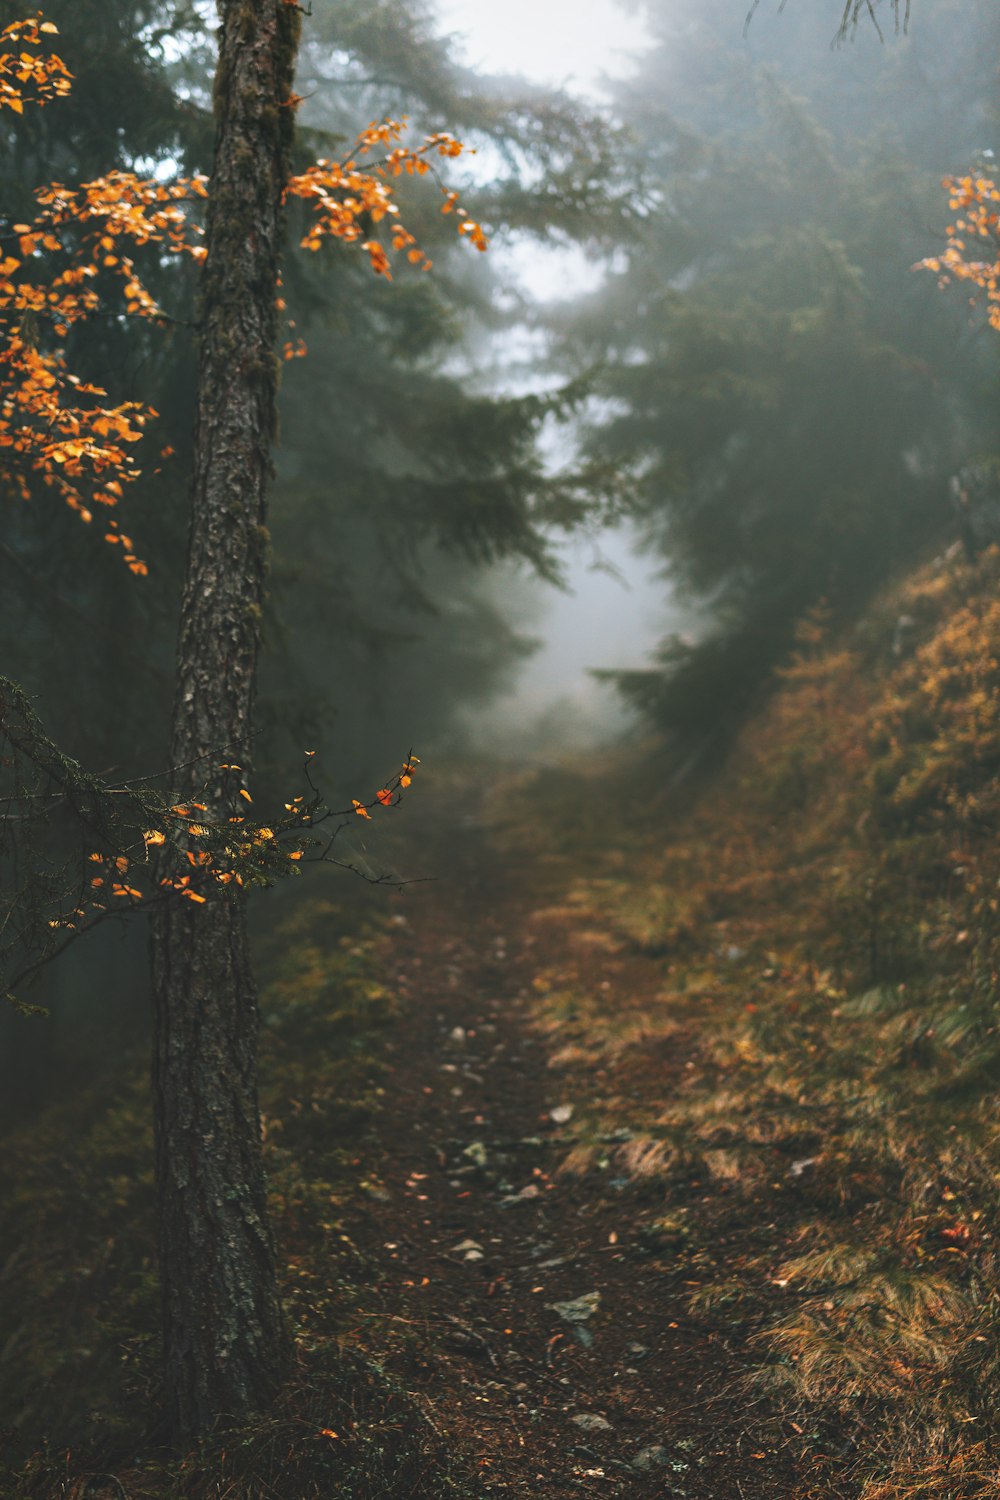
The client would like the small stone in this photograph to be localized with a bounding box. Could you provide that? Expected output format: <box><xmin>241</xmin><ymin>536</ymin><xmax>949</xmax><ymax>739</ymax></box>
<box><xmin>463</xmin><ymin>1249</ymin><xmax>484</xmax><ymax>1262</ymax></box>
<box><xmin>462</xmin><ymin>1141</ymin><xmax>488</xmax><ymax>1168</ymax></box>
<box><xmin>632</xmin><ymin>1445</ymin><xmax>669</xmax><ymax>1473</ymax></box>
<box><xmin>450</xmin><ymin>1025</ymin><xmax>467</xmax><ymax>1043</ymax></box>
<box><xmin>499</xmin><ymin>1183</ymin><xmax>542</xmax><ymax>1208</ymax></box>
<box><xmin>451</xmin><ymin>1239</ymin><xmax>483</xmax><ymax>1254</ymax></box>
<box><xmin>549</xmin><ymin>1103</ymin><xmax>574</xmax><ymax>1125</ymax></box>
<box><xmin>571</xmin><ymin>1413</ymin><xmax>613</xmax><ymax>1434</ymax></box>
<box><xmin>551</xmin><ymin>1291</ymin><xmax>601</xmax><ymax>1323</ymax></box>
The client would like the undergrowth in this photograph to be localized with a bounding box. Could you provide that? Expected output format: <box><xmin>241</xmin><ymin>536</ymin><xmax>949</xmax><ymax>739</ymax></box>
<box><xmin>501</xmin><ymin>545</ymin><xmax>1000</xmax><ymax>1500</ymax></box>
<box><xmin>0</xmin><ymin>887</ymin><xmax>460</xmax><ymax>1499</ymax></box>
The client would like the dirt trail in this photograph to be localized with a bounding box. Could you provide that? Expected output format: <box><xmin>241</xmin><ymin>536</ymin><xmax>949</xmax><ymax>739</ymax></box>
<box><xmin>338</xmin><ymin>811</ymin><xmax>803</xmax><ymax>1497</ymax></box>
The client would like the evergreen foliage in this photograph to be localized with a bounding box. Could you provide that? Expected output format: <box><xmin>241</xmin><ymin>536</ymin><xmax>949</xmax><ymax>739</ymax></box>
<box><xmin>561</xmin><ymin>0</ymin><xmax>999</xmax><ymax>745</ymax></box>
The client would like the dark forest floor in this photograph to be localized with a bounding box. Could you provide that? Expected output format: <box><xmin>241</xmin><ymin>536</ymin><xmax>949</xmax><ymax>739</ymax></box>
<box><xmin>326</xmin><ymin>772</ymin><xmax>808</xmax><ymax>1498</ymax></box>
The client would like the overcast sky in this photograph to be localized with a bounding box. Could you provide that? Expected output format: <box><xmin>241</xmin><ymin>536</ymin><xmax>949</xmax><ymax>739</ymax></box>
<box><xmin>437</xmin><ymin>0</ymin><xmax>651</xmax><ymax>94</ymax></box>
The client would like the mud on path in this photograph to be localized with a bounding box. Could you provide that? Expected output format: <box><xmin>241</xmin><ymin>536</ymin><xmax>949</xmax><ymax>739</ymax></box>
<box><xmin>336</xmin><ymin>797</ymin><xmax>804</xmax><ymax>1498</ymax></box>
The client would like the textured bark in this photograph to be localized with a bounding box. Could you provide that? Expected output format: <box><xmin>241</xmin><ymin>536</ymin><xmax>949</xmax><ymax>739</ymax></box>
<box><xmin>149</xmin><ymin>0</ymin><xmax>299</xmax><ymax>1443</ymax></box>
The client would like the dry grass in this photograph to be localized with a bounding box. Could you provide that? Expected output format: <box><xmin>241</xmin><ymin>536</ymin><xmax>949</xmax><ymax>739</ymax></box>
<box><xmin>504</xmin><ymin>546</ymin><xmax>1000</xmax><ymax>1497</ymax></box>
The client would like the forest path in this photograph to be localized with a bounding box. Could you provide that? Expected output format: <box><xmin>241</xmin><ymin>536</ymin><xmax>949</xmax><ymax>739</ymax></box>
<box><xmin>335</xmin><ymin>782</ymin><xmax>803</xmax><ymax>1498</ymax></box>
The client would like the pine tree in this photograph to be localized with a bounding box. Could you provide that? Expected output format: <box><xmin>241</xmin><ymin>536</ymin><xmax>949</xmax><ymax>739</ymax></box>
<box><xmin>564</xmin><ymin>0</ymin><xmax>998</xmax><ymax>746</ymax></box>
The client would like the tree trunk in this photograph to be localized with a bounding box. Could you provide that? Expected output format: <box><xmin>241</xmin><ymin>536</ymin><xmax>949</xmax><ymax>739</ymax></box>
<box><xmin>149</xmin><ymin>0</ymin><xmax>299</xmax><ymax>1443</ymax></box>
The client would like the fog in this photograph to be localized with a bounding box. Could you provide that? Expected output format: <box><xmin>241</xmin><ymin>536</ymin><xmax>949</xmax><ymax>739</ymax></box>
<box><xmin>457</xmin><ymin>531</ymin><xmax>673</xmax><ymax>757</ymax></box>
<box><xmin>2</xmin><ymin>0</ymin><xmax>997</xmax><ymax>1115</ymax></box>
<box><xmin>438</xmin><ymin>0</ymin><xmax>652</xmax><ymax>95</ymax></box>
<box><xmin>3</xmin><ymin>5</ymin><xmax>999</xmax><ymax>1483</ymax></box>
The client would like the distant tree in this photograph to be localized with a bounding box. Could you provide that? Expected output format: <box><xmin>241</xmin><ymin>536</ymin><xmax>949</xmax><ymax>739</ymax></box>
<box><xmin>564</xmin><ymin>0</ymin><xmax>998</xmax><ymax>746</ymax></box>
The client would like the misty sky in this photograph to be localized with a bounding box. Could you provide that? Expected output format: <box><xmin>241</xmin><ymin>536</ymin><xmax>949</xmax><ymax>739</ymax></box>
<box><xmin>437</xmin><ymin>0</ymin><xmax>651</xmax><ymax>92</ymax></box>
<box><xmin>439</xmin><ymin>0</ymin><xmax>666</xmax><ymax>747</ymax></box>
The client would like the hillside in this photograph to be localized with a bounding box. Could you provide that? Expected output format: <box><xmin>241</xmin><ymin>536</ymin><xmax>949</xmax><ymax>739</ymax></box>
<box><xmin>494</xmin><ymin>540</ymin><xmax>1000</xmax><ymax>1498</ymax></box>
<box><xmin>2</xmin><ymin>541</ymin><xmax>1000</xmax><ymax>1498</ymax></box>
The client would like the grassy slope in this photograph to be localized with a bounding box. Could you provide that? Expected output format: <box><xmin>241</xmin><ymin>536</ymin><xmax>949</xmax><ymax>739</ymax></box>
<box><xmin>500</xmin><ymin>544</ymin><xmax>1000</xmax><ymax>1499</ymax></box>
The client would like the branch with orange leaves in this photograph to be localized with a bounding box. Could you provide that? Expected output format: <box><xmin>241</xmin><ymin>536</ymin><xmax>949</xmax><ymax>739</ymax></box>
<box><xmin>0</xmin><ymin>12</ymin><xmax>69</xmax><ymax>113</ymax></box>
<box><xmin>915</xmin><ymin>170</ymin><xmax>1000</xmax><ymax>333</ymax></box>
<box><xmin>286</xmin><ymin>118</ymin><xmax>487</xmax><ymax>283</ymax></box>
<box><xmin>0</xmin><ymin>6</ymin><xmax>209</xmax><ymax>569</ymax></box>
<box><xmin>0</xmin><ymin>675</ymin><xmax>424</xmax><ymax>1009</ymax></box>
<box><xmin>1</xmin><ymin>17</ymin><xmax>488</xmax><ymax>565</ymax></box>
